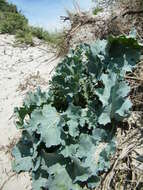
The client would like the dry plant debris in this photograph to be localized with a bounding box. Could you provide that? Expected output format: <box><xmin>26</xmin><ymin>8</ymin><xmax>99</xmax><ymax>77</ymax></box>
<box><xmin>17</xmin><ymin>71</ymin><xmax>48</xmax><ymax>92</ymax></box>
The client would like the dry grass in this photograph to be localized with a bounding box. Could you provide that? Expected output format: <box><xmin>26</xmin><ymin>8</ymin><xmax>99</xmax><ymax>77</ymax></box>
<box><xmin>65</xmin><ymin>0</ymin><xmax>143</xmax><ymax>48</ymax></box>
<box><xmin>98</xmin><ymin>115</ymin><xmax>143</xmax><ymax>190</ymax></box>
<box><xmin>17</xmin><ymin>71</ymin><xmax>48</xmax><ymax>92</ymax></box>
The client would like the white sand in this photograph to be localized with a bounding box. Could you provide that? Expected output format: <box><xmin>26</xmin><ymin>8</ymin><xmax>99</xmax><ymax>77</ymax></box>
<box><xmin>0</xmin><ymin>34</ymin><xmax>59</xmax><ymax>190</ymax></box>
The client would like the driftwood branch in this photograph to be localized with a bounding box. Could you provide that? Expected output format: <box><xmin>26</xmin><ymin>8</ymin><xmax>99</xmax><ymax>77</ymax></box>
<box><xmin>122</xmin><ymin>10</ymin><xmax>143</xmax><ymax>17</ymax></box>
<box><xmin>112</xmin><ymin>9</ymin><xmax>143</xmax><ymax>21</ymax></box>
<box><xmin>125</xmin><ymin>76</ymin><xmax>143</xmax><ymax>82</ymax></box>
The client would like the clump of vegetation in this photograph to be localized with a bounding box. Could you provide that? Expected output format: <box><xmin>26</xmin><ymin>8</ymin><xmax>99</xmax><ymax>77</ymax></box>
<box><xmin>0</xmin><ymin>12</ymin><xmax>28</xmax><ymax>34</ymax></box>
<box><xmin>30</xmin><ymin>26</ymin><xmax>68</xmax><ymax>55</ymax></box>
<box><xmin>0</xmin><ymin>0</ymin><xmax>31</xmax><ymax>43</ymax></box>
<box><xmin>92</xmin><ymin>7</ymin><xmax>103</xmax><ymax>15</ymax></box>
<box><xmin>12</xmin><ymin>35</ymin><xmax>141</xmax><ymax>190</ymax></box>
<box><xmin>0</xmin><ymin>0</ymin><xmax>28</xmax><ymax>34</ymax></box>
<box><xmin>0</xmin><ymin>0</ymin><xmax>67</xmax><ymax>54</ymax></box>
<box><xmin>15</xmin><ymin>29</ymin><xmax>34</xmax><ymax>46</ymax></box>
<box><xmin>30</xmin><ymin>27</ymin><xmax>51</xmax><ymax>41</ymax></box>
<box><xmin>48</xmin><ymin>31</ymin><xmax>68</xmax><ymax>56</ymax></box>
<box><xmin>0</xmin><ymin>0</ymin><xmax>17</xmax><ymax>12</ymax></box>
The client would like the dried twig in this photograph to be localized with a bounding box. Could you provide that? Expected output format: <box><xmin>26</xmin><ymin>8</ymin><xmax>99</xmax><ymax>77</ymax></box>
<box><xmin>101</xmin><ymin>143</ymin><xmax>138</xmax><ymax>190</ymax></box>
<box><xmin>70</xmin><ymin>23</ymin><xmax>81</xmax><ymax>36</ymax></box>
<box><xmin>122</xmin><ymin>10</ymin><xmax>143</xmax><ymax>17</ymax></box>
<box><xmin>125</xmin><ymin>76</ymin><xmax>143</xmax><ymax>82</ymax></box>
<box><xmin>0</xmin><ymin>173</ymin><xmax>16</xmax><ymax>190</ymax></box>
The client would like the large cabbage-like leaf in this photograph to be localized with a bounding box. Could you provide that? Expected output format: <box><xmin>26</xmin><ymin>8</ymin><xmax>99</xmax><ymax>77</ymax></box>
<box><xmin>64</xmin><ymin>104</ymin><xmax>82</xmax><ymax>137</ymax></box>
<box><xmin>32</xmin><ymin>177</ymin><xmax>48</xmax><ymax>190</ymax></box>
<box><xmin>74</xmin><ymin>133</ymin><xmax>115</xmax><ymax>187</ymax></box>
<box><xmin>46</xmin><ymin>164</ymin><xmax>82</xmax><ymax>190</ymax></box>
<box><xmin>12</xmin><ymin>132</ymin><xmax>34</xmax><ymax>172</ymax></box>
<box><xmin>14</xmin><ymin>88</ymin><xmax>50</xmax><ymax>128</ymax></box>
<box><xmin>96</xmin><ymin>72</ymin><xmax>132</xmax><ymax>125</ymax></box>
<box><xmin>26</xmin><ymin>105</ymin><xmax>62</xmax><ymax>147</ymax></box>
<box><xmin>24</xmin><ymin>87</ymin><xmax>50</xmax><ymax>108</ymax></box>
<box><xmin>107</xmin><ymin>35</ymin><xmax>141</xmax><ymax>76</ymax></box>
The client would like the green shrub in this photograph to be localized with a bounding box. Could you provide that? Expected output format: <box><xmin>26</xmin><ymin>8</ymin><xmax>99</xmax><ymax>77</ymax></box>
<box><xmin>0</xmin><ymin>0</ymin><xmax>18</xmax><ymax>13</ymax></box>
<box><xmin>15</xmin><ymin>29</ymin><xmax>34</xmax><ymax>46</ymax></box>
<box><xmin>92</xmin><ymin>7</ymin><xmax>103</xmax><ymax>15</ymax></box>
<box><xmin>50</xmin><ymin>32</ymin><xmax>68</xmax><ymax>56</ymax></box>
<box><xmin>30</xmin><ymin>26</ymin><xmax>68</xmax><ymax>55</ymax></box>
<box><xmin>12</xmin><ymin>35</ymin><xmax>141</xmax><ymax>190</ymax></box>
<box><xmin>45</xmin><ymin>31</ymin><xmax>68</xmax><ymax>56</ymax></box>
<box><xmin>0</xmin><ymin>0</ymin><xmax>67</xmax><ymax>51</ymax></box>
<box><xmin>30</xmin><ymin>26</ymin><xmax>50</xmax><ymax>41</ymax></box>
<box><xmin>0</xmin><ymin>12</ymin><xmax>28</xmax><ymax>34</ymax></box>
<box><xmin>0</xmin><ymin>0</ymin><xmax>28</xmax><ymax>35</ymax></box>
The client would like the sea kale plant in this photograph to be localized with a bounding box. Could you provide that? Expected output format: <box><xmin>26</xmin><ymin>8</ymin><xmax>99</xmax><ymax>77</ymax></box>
<box><xmin>12</xmin><ymin>35</ymin><xmax>141</xmax><ymax>190</ymax></box>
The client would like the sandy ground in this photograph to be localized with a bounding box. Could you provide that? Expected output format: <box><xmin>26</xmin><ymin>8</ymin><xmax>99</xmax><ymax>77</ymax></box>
<box><xmin>0</xmin><ymin>34</ymin><xmax>59</xmax><ymax>190</ymax></box>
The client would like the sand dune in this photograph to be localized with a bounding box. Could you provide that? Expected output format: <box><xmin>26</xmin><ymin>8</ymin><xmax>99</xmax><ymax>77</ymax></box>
<box><xmin>0</xmin><ymin>34</ymin><xmax>59</xmax><ymax>190</ymax></box>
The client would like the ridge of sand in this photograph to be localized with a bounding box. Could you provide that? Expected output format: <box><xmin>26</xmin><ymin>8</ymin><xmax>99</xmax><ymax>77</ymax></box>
<box><xmin>0</xmin><ymin>34</ymin><xmax>59</xmax><ymax>190</ymax></box>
